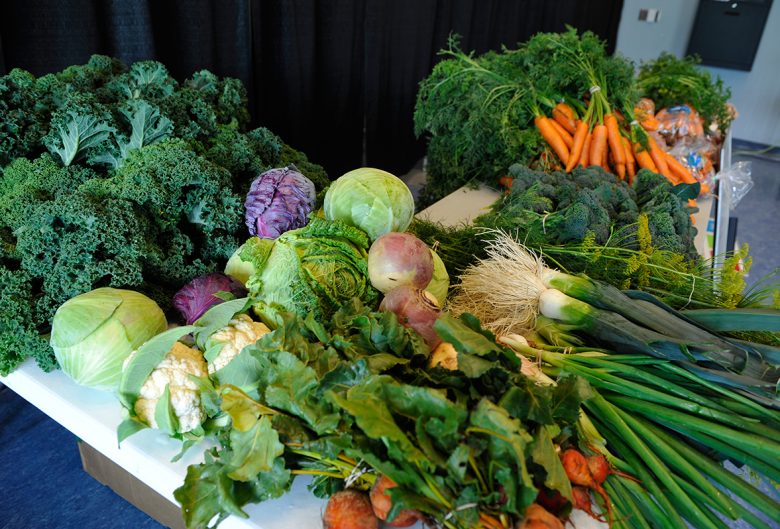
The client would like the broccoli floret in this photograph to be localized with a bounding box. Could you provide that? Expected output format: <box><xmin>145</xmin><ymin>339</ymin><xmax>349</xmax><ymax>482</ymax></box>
<box><xmin>633</xmin><ymin>169</ymin><xmax>669</xmax><ymax>205</ymax></box>
<box><xmin>570</xmin><ymin>165</ymin><xmax>617</xmax><ymax>190</ymax></box>
<box><xmin>506</xmin><ymin>181</ymin><xmax>555</xmax><ymax>214</ymax></box>
<box><xmin>508</xmin><ymin>163</ymin><xmax>547</xmax><ymax>191</ymax></box>
<box><xmin>560</xmin><ymin>190</ymin><xmax>612</xmax><ymax>244</ymax></box>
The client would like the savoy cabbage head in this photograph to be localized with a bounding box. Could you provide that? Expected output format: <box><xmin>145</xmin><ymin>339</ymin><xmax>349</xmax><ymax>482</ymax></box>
<box><xmin>244</xmin><ymin>217</ymin><xmax>379</xmax><ymax>323</ymax></box>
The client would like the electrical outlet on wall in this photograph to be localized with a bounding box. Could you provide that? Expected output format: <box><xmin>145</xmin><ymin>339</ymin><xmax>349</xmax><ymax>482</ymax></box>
<box><xmin>638</xmin><ymin>8</ymin><xmax>661</xmax><ymax>22</ymax></box>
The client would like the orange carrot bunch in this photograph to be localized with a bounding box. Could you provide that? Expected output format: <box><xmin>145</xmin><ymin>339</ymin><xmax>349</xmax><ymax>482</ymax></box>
<box><xmin>535</xmin><ymin>96</ymin><xmax>700</xmax><ymax>191</ymax></box>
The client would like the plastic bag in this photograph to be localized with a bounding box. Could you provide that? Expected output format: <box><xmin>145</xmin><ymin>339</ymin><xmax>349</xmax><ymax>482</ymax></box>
<box><xmin>715</xmin><ymin>161</ymin><xmax>753</xmax><ymax>210</ymax></box>
<box><xmin>656</xmin><ymin>105</ymin><xmax>706</xmax><ymax>142</ymax></box>
<box><xmin>668</xmin><ymin>136</ymin><xmax>718</xmax><ymax>194</ymax></box>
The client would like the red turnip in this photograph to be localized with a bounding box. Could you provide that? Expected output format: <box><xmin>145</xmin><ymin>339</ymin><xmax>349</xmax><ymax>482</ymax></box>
<box><xmin>368</xmin><ymin>232</ymin><xmax>433</xmax><ymax>293</ymax></box>
<box><xmin>380</xmin><ymin>286</ymin><xmax>442</xmax><ymax>348</ymax></box>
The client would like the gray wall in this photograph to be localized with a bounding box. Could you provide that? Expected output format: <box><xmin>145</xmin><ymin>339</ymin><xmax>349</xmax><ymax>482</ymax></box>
<box><xmin>615</xmin><ymin>0</ymin><xmax>780</xmax><ymax>146</ymax></box>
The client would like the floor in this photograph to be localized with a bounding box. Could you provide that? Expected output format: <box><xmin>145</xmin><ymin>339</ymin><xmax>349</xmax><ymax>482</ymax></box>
<box><xmin>0</xmin><ymin>385</ymin><xmax>164</xmax><ymax>529</ymax></box>
<box><xmin>0</xmin><ymin>142</ymin><xmax>777</xmax><ymax>529</ymax></box>
<box><xmin>729</xmin><ymin>140</ymin><xmax>780</xmax><ymax>289</ymax></box>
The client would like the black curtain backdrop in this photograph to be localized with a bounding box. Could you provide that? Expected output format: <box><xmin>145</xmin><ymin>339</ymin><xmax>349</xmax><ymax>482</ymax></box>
<box><xmin>0</xmin><ymin>0</ymin><xmax>624</xmax><ymax>178</ymax></box>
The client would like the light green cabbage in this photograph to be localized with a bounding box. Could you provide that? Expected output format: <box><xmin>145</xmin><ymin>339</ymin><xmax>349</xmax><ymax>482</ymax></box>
<box><xmin>224</xmin><ymin>236</ymin><xmax>274</xmax><ymax>285</ymax></box>
<box><xmin>244</xmin><ymin>216</ymin><xmax>379</xmax><ymax>323</ymax></box>
<box><xmin>50</xmin><ymin>288</ymin><xmax>167</xmax><ymax>391</ymax></box>
<box><xmin>323</xmin><ymin>167</ymin><xmax>415</xmax><ymax>241</ymax></box>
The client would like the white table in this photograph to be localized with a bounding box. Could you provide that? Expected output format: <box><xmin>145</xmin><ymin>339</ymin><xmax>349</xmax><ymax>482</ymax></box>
<box><xmin>1</xmin><ymin>184</ymin><xmax>618</xmax><ymax>529</ymax></box>
<box><xmin>1</xmin><ymin>360</ymin><xmax>324</xmax><ymax>529</ymax></box>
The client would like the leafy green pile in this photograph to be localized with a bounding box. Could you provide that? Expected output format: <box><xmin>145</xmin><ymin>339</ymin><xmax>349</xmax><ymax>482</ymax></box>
<box><xmin>413</xmin><ymin>30</ymin><xmax>635</xmax><ymax>205</ymax></box>
<box><xmin>173</xmin><ymin>300</ymin><xmax>591</xmax><ymax>529</ymax></box>
<box><xmin>637</xmin><ymin>52</ymin><xmax>733</xmax><ymax>134</ymax></box>
<box><xmin>0</xmin><ymin>56</ymin><xmax>328</xmax><ymax>376</ymax></box>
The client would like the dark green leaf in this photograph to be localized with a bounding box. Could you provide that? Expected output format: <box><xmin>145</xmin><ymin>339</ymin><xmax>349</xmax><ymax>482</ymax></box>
<box><xmin>446</xmin><ymin>444</ymin><xmax>471</xmax><ymax>482</ymax></box>
<box><xmin>247</xmin><ymin>457</ymin><xmax>293</xmax><ymax>501</ymax></box>
<box><xmin>262</xmin><ymin>351</ymin><xmax>341</xmax><ymax>434</ymax></box>
<box><xmin>551</xmin><ymin>375</ymin><xmax>592</xmax><ymax>425</ymax></box>
<box><xmin>220</xmin><ymin>385</ymin><xmax>278</xmax><ymax>431</ymax></box>
<box><xmin>434</xmin><ymin>313</ymin><xmax>499</xmax><ymax>357</ymax></box>
<box><xmin>671</xmin><ymin>182</ymin><xmax>701</xmax><ymax>201</ymax></box>
<box><xmin>226</xmin><ymin>416</ymin><xmax>285</xmax><ymax>482</ymax></box>
<box><xmin>456</xmin><ymin>352</ymin><xmax>496</xmax><ymax>378</ymax></box>
<box><xmin>469</xmin><ymin>399</ymin><xmax>536</xmax><ymax>513</ymax></box>
<box><xmin>530</xmin><ymin>425</ymin><xmax>572</xmax><ymax>500</ymax></box>
<box><xmin>212</xmin><ymin>346</ymin><xmax>264</xmax><ymax>395</ymax></box>
<box><xmin>328</xmin><ymin>378</ymin><xmax>427</xmax><ymax>466</ymax></box>
<box><xmin>499</xmin><ymin>381</ymin><xmax>555</xmax><ymax>425</ymax></box>
<box><xmin>174</xmin><ymin>452</ymin><xmax>249</xmax><ymax>529</ymax></box>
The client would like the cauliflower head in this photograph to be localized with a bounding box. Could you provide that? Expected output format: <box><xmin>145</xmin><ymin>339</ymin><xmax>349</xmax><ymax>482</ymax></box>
<box><xmin>207</xmin><ymin>314</ymin><xmax>271</xmax><ymax>374</ymax></box>
<box><xmin>133</xmin><ymin>342</ymin><xmax>208</xmax><ymax>433</ymax></box>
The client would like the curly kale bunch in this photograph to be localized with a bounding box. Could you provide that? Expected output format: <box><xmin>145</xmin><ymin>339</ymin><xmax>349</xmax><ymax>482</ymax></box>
<box><xmin>0</xmin><ymin>56</ymin><xmax>327</xmax><ymax>375</ymax></box>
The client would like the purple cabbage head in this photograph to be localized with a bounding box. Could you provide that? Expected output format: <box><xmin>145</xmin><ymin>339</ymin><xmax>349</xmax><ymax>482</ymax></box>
<box><xmin>244</xmin><ymin>165</ymin><xmax>317</xmax><ymax>239</ymax></box>
<box><xmin>173</xmin><ymin>273</ymin><xmax>247</xmax><ymax>324</ymax></box>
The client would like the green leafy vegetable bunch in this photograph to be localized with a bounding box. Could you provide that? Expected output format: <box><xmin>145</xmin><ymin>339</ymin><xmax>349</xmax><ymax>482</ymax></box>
<box><xmin>0</xmin><ymin>55</ymin><xmax>329</xmax><ymax>375</ymax></box>
<box><xmin>171</xmin><ymin>299</ymin><xmax>591</xmax><ymax>529</ymax></box>
<box><xmin>413</xmin><ymin>29</ymin><xmax>635</xmax><ymax>205</ymax></box>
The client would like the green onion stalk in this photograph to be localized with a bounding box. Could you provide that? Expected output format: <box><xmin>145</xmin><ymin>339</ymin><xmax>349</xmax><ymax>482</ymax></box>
<box><xmin>501</xmin><ymin>337</ymin><xmax>780</xmax><ymax>529</ymax></box>
<box><xmin>450</xmin><ymin>232</ymin><xmax>780</xmax><ymax>408</ymax></box>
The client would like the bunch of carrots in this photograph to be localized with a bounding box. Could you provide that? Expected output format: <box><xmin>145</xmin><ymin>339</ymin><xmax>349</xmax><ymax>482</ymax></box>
<box><xmin>530</xmin><ymin>36</ymin><xmax>701</xmax><ymax>196</ymax></box>
<box><xmin>535</xmin><ymin>99</ymin><xmax>699</xmax><ymax>191</ymax></box>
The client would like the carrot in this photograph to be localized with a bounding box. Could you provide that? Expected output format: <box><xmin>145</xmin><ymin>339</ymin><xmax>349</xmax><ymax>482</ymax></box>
<box><xmin>552</xmin><ymin>102</ymin><xmax>577</xmax><ymax>134</ymax></box>
<box><xmin>579</xmin><ymin>131</ymin><xmax>592</xmax><ymax>167</ymax></box>
<box><xmin>604</xmin><ymin>114</ymin><xmax>625</xmax><ymax>167</ymax></box>
<box><xmin>588</xmin><ymin>124</ymin><xmax>607</xmax><ymax>169</ymax></box>
<box><xmin>665</xmin><ymin>153</ymin><xmax>697</xmax><ymax>185</ymax></box>
<box><xmin>535</xmin><ymin>115</ymin><xmax>569</xmax><ymax>165</ymax></box>
<box><xmin>632</xmin><ymin>142</ymin><xmax>657</xmax><ymax>172</ymax></box>
<box><xmin>565</xmin><ymin>120</ymin><xmax>589</xmax><ymax>172</ymax></box>
<box><xmin>478</xmin><ymin>513</ymin><xmax>505</xmax><ymax>529</ymax></box>
<box><xmin>647</xmin><ymin>136</ymin><xmax>671</xmax><ymax>180</ymax></box>
<box><xmin>621</xmin><ymin>137</ymin><xmax>636</xmax><ymax>184</ymax></box>
<box><xmin>549</xmin><ymin>119</ymin><xmax>574</xmax><ymax>149</ymax></box>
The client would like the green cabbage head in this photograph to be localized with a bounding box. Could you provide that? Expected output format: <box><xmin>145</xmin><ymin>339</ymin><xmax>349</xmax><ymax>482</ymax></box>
<box><xmin>323</xmin><ymin>167</ymin><xmax>415</xmax><ymax>241</ymax></box>
<box><xmin>50</xmin><ymin>288</ymin><xmax>167</xmax><ymax>391</ymax></box>
<box><xmin>244</xmin><ymin>217</ymin><xmax>379</xmax><ymax>323</ymax></box>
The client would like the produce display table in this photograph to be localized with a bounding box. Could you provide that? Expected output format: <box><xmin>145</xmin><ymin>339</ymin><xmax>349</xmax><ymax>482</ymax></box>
<box><xmin>5</xmin><ymin>181</ymin><xmax>718</xmax><ymax>529</ymax></box>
